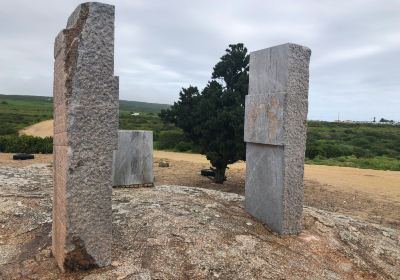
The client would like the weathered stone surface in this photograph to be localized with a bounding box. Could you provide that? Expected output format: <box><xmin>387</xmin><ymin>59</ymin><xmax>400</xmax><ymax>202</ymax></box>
<box><xmin>112</xmin><ymin>130</ymin><xmax>154</xmax><ymax>186</ymax></box>
<box><xmin>245</xmin><ymin>43</ymin><xmax>311</xmax><ymax>235</ymax></box>
<box><xmin>244</xmin><ymin>93</ymin><xmax>284</xmax><ymax>145</ymax></box>
<box><xmin>158</xmin><ymin>159</ymin><xmax>170</xmax><ymax>167</ymax></box>
<box><xmin>52</xmin><ymin>2</ymin><xmax>117</xmax><ymax>271</ymax></box>
<box><xmin>1</xmin><ymin>164</ymin><xmax>399</xmax><ymax>279</ymax></box>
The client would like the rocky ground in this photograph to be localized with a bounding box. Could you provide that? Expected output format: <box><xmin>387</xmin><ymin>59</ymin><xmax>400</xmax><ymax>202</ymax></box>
<box><xmin>153</xmin><ymin>154</ymin><xmax>400</xmax><ymax>230</ymax></box>
<box><xmin>0</xmin><ymin>161</ymin><xmax>399</xmax><ymax>279</ymax></box>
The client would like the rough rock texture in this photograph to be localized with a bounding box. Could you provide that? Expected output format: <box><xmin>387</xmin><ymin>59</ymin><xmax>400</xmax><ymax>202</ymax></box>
<box><xmin>112</xmin><ymin>130</ymin><xmax>154</xmax><ymax>186</ymax></box>
<box><xmin>0</xmin><ymin>164</ymin><xmax>399</xmax><ymax>279</ymax></box>
<box><xmin>245</xmin><ymin>43</ymin><xmax>311</xmax><ymax>235</ymax></box>
<box><xmin>52</xmin><ymin>2</ymin><xmax>118</xmax><ymax>271</ymax></box>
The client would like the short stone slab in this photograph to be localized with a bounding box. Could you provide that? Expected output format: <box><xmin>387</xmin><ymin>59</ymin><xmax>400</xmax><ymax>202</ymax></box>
<box><xmin>112</xmin><ymin>130</ymin><xmax>154</xmax><ymax>187</ymax></box>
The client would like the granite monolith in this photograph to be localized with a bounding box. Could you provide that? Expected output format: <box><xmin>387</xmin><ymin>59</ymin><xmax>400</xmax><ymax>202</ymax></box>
<box><xmin>112</xmin><ymin>130</ymin><xmax>154</xmax><ymax>187</ymax></box>
<box><xmin>244</xmin><ymin>43</ymin><xmax>311</xmax><ymax>235</ymax></box>
<box><xmin>52</xmin><ymin>2</ymin><xmax>118</xmax><ymax>271</ymax></box>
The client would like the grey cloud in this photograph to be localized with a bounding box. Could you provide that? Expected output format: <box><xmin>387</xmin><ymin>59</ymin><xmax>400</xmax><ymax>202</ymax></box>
<box><xmin>0</xmin><ymin>0</ymin><xmax>399</xmax><ymax>120</ymax></box>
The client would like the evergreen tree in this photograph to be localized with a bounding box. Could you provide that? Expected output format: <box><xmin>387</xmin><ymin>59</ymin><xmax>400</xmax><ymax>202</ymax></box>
<box><xmin>160</xmin><ymin>43</ymin><xmax>249</xmax><ymax>183</ymax></box>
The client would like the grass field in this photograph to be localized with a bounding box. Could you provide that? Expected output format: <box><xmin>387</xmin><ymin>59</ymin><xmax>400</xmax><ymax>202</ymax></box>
<box><xmin>0</xmin><ymin>94</ymin><xmax>171</xmax><ymax>135</ymax></box>
<box><xmin>1</xmin><ymin>94</ymin><xmax>400</xmax><ymax>171</ymax></box>
<box><xmin>306</xmin><ymin>121</ymin><xmax>400</xmax><ymax>170</ymax></box>
<box><xmin>0</xmin><ymin>95</ymin><xmax>53</xmax><ymax>135</ymax></box>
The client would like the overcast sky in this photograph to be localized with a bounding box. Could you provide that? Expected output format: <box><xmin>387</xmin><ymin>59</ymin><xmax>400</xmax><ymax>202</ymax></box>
<box><xmin>0</xmin><ymin>0</ymin><xmax>399</xmax><ymax>121</ymax></box>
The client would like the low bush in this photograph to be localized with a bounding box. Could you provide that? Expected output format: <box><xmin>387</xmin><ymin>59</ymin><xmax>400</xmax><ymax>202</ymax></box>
<box><xmin>157</xmin><ymin>130</ymin><xmax>186</xmax><ymax>150</ymax></box>
<box><xmin>0</xmin><ymin>135</ymin><xmax>53</xmax><ymax>154</ymax></box>
<box><xmin>306</xmin><ymin>155</ymin><xmax>400</xmax><ymax>171</ymax></box>
<box><xmin>174</xmin><ymin>141</ymin><xmax>192</xmax><ymax>152</ymax></box>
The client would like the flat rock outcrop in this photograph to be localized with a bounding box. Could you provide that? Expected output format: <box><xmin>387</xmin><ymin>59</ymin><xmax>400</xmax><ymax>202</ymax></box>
<box><xmin>0</xmin><ymin>164</ymin><xmax>399</xmax><ymax>279</ymax></box>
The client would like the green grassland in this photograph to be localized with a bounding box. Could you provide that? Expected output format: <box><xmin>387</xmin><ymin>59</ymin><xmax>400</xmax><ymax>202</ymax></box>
<box><xmin>0</xmin><ymin>94</ymin><xmax>53</xmax><ymax>135</ymax></box>
<box><xmin>119</xmin><ymin>100</ymin><xmax>170</xmax><ymax>113</ymax></box>
<box><xmin>0</xmin><ymin>94</ymin><xmax>171</xmax><ymax>135</ymax></box>
<box><xmin>306</xmin><ymin>121</ymin><xmax>400</xmax><ymax>170</ymax></box>
<box><xmin>1</xmin><ymin>94</ymin><xmax>399</xmax><ymax>171</ymax></box>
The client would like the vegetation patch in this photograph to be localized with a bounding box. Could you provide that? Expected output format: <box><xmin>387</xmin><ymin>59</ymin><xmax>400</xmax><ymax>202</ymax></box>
<box><xmin>1</xmin><ymin>95</ymin><xmax>399</xmax><ymax>172</ymax></box>
<box><xmin>0</xmin><ymin>135</ymin><xmax>53</xmax><ymax>154</ymax></box>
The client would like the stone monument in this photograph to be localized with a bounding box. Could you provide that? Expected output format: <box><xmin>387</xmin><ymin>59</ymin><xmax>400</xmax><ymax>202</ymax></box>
<box><xmin>52</xmin><ymin>2</ymin><xmax>118</xmax><ymax>271</ymax></box>
<box><xmin>112</xmin><ymin>130</ymin><xmax>154</xmax><ymax>187</ymax></box>
<box><xmin>244</xmin><ymin>43</ymin><xmax>311</xmax><ymax>235</ymax></box>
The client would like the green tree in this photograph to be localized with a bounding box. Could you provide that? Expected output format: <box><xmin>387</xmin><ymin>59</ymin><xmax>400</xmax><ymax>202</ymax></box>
<box><xmin>160</xmin><ymin>43</ymin><xmax>249</xmax><ymax>183</ymax></box>
<box><xmin>380</xmin><ymin>118</ymin><xmax>394</xmax><ymax>123</ymax></box>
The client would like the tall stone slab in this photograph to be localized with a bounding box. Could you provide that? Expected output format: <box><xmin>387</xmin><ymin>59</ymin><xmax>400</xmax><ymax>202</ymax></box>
<box><xmin>52</xmin><ymin>2</ymin><xmax>118</xmax><ymax>271</ymax></box>
<box><xmin>112</xmin><ymin>130</ymin><xmax>154</xmax><ymax>187</ymax></box>
<box><xmin>244</xmin><ymin>43</ymin><xmax>311</xmax><ymax>235</ymax></box>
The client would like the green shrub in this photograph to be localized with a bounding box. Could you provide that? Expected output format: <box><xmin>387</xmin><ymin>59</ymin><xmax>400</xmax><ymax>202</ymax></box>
<box><xmin>0</xmin><ymin>123</ymin><xmax>18</xmax><ymax>135</ymax></box>
<box><xmin>306</xmin><ymin>155</ymin><xmax>400</xmax><ymax>171</ymax></box>
<box><xmin>174</xmin><ymin>141</ymin><xmax>192</xmax><ymax>152</ymax></box>
<box><xmin>157</xmin><ymin>130</ymin><xmax>185</xmax><ymax>150</ymax></box>
<box><xmin>0</xmin><ymin>135</ymin><xmax>53</xmax><ymax>154</ymax></box>
<box><xmin>305</xmin><ymin>144</ymin><xmax>323</xmax><ymax>159</ymax></box>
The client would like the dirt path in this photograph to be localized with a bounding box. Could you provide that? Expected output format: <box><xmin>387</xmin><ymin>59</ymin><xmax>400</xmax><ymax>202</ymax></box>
<box><xmin>304</xmin><ymin>164</ymin><xmax>400</xmax><ymax>202</ymax></box>
<box><xmin>19</xmin><ymin>119</ymin><xmax>53</xmax><ymax>138</ymax></box>
<box><xmin>155</xmin><ymin>151</ymin><xmax>400</xmax><ymax>200</ymax></box>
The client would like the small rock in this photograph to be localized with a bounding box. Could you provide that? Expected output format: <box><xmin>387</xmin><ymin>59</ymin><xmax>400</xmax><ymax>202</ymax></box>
<box><xmin>34</xmin><ymin>254</ymin><xmax>42</xmax><ymax>262</ymax></box>
<box><xmin>339</xmin><ymin>231</ymin><xmax>359</xmax><ymax>243</ymax></box>
<box><xmin>299</xmin><ymin>233</ymin><xmax>320</xmax><ymax>242</ymax></box>
<box><xmin>338</xmin><ymin>262</ymin><xmax>352</xmax><ymax>272</ymax></box>
<box><xmin>323</xmin><ymin>269</ymin><xmax>341</xmax><ymax>280</ymax></box>
<box><xmin>42</xmin><ymin>249</ymin><xmax>52</xmax><ymax>258</ymax></box>
<box><xmin>158</xmin><ymin>159</ymin><xmax>170</xmax><ymax>167</ymax></box>
<box><xmin>111</xmin><ymin>261</ymin><xmax>121</xmax><ymax>267</ymax></box>
<box><xmin>315</xmin><ymin>215</ymin><xmax>335</xmax><ymax>227</ymax></box>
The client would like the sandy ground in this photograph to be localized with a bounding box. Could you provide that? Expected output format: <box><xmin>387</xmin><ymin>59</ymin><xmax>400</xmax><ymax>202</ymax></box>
<box><xmin>155</xmin><ymin>151</ymin><xmax>400</xmax><ymax>199</ymax></box>
<box><xmin>0</xmin><ymin>153</ymin><xmax>52</xmax><ymax>167</ymax></box>
<box><xmin>2</xmin><ymin>151</ymin><xmax>400</xmax><ymax>229</ymax></box>
<box><xmin>304</xmin><ymin>164</ymin><xmax>400</xmax><ymax>202</ymax></box>
<box><xmin>19</xmin><ymin>119</ymin><xmax>53</xmax><ymax>138</ymax></box>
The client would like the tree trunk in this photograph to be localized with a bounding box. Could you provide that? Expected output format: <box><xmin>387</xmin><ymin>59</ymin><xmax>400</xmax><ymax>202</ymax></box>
<box><xmin>214</xmin><ymin>166</ymin><xmax>226</xmax><ymax>184</ymax></box>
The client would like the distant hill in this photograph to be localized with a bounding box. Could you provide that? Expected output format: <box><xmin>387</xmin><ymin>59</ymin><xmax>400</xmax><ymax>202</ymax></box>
<box><xmin>0</xmin><ymin>94</ymin><xmax>171</xmax><ymax>135</ymax></box>
<box><xmin>0</xmin><ymin>94</ymin><xmax>170</xmax><ymax>114</ymax></box>
<box><xmin>119</xmin><ymin>100</ymin><xmax>170</xmax><ymax>114</ymax></box>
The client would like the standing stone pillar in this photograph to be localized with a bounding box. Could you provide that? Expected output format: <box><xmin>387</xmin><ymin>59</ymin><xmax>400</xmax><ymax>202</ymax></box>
<box><xmin>52</xmin><ymin>2</ymin><xmax>118</xmax><ymax>271</ymax></box>
<box><xmin>112</xmin><ymin>130</ymin><xmax>154</xmax><ymax>187</ymax></box>
<box><xmin>244</xmin><ymin>43</ymin><xmax>311</xmax><ymax>235</ymax></box>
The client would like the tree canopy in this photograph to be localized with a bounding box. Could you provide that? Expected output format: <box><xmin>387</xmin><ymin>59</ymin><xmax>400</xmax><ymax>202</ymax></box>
<box><xmin>159</xmin><ymin>43</ymin><xmax>249</xmax><ymax>183</ymax></box>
